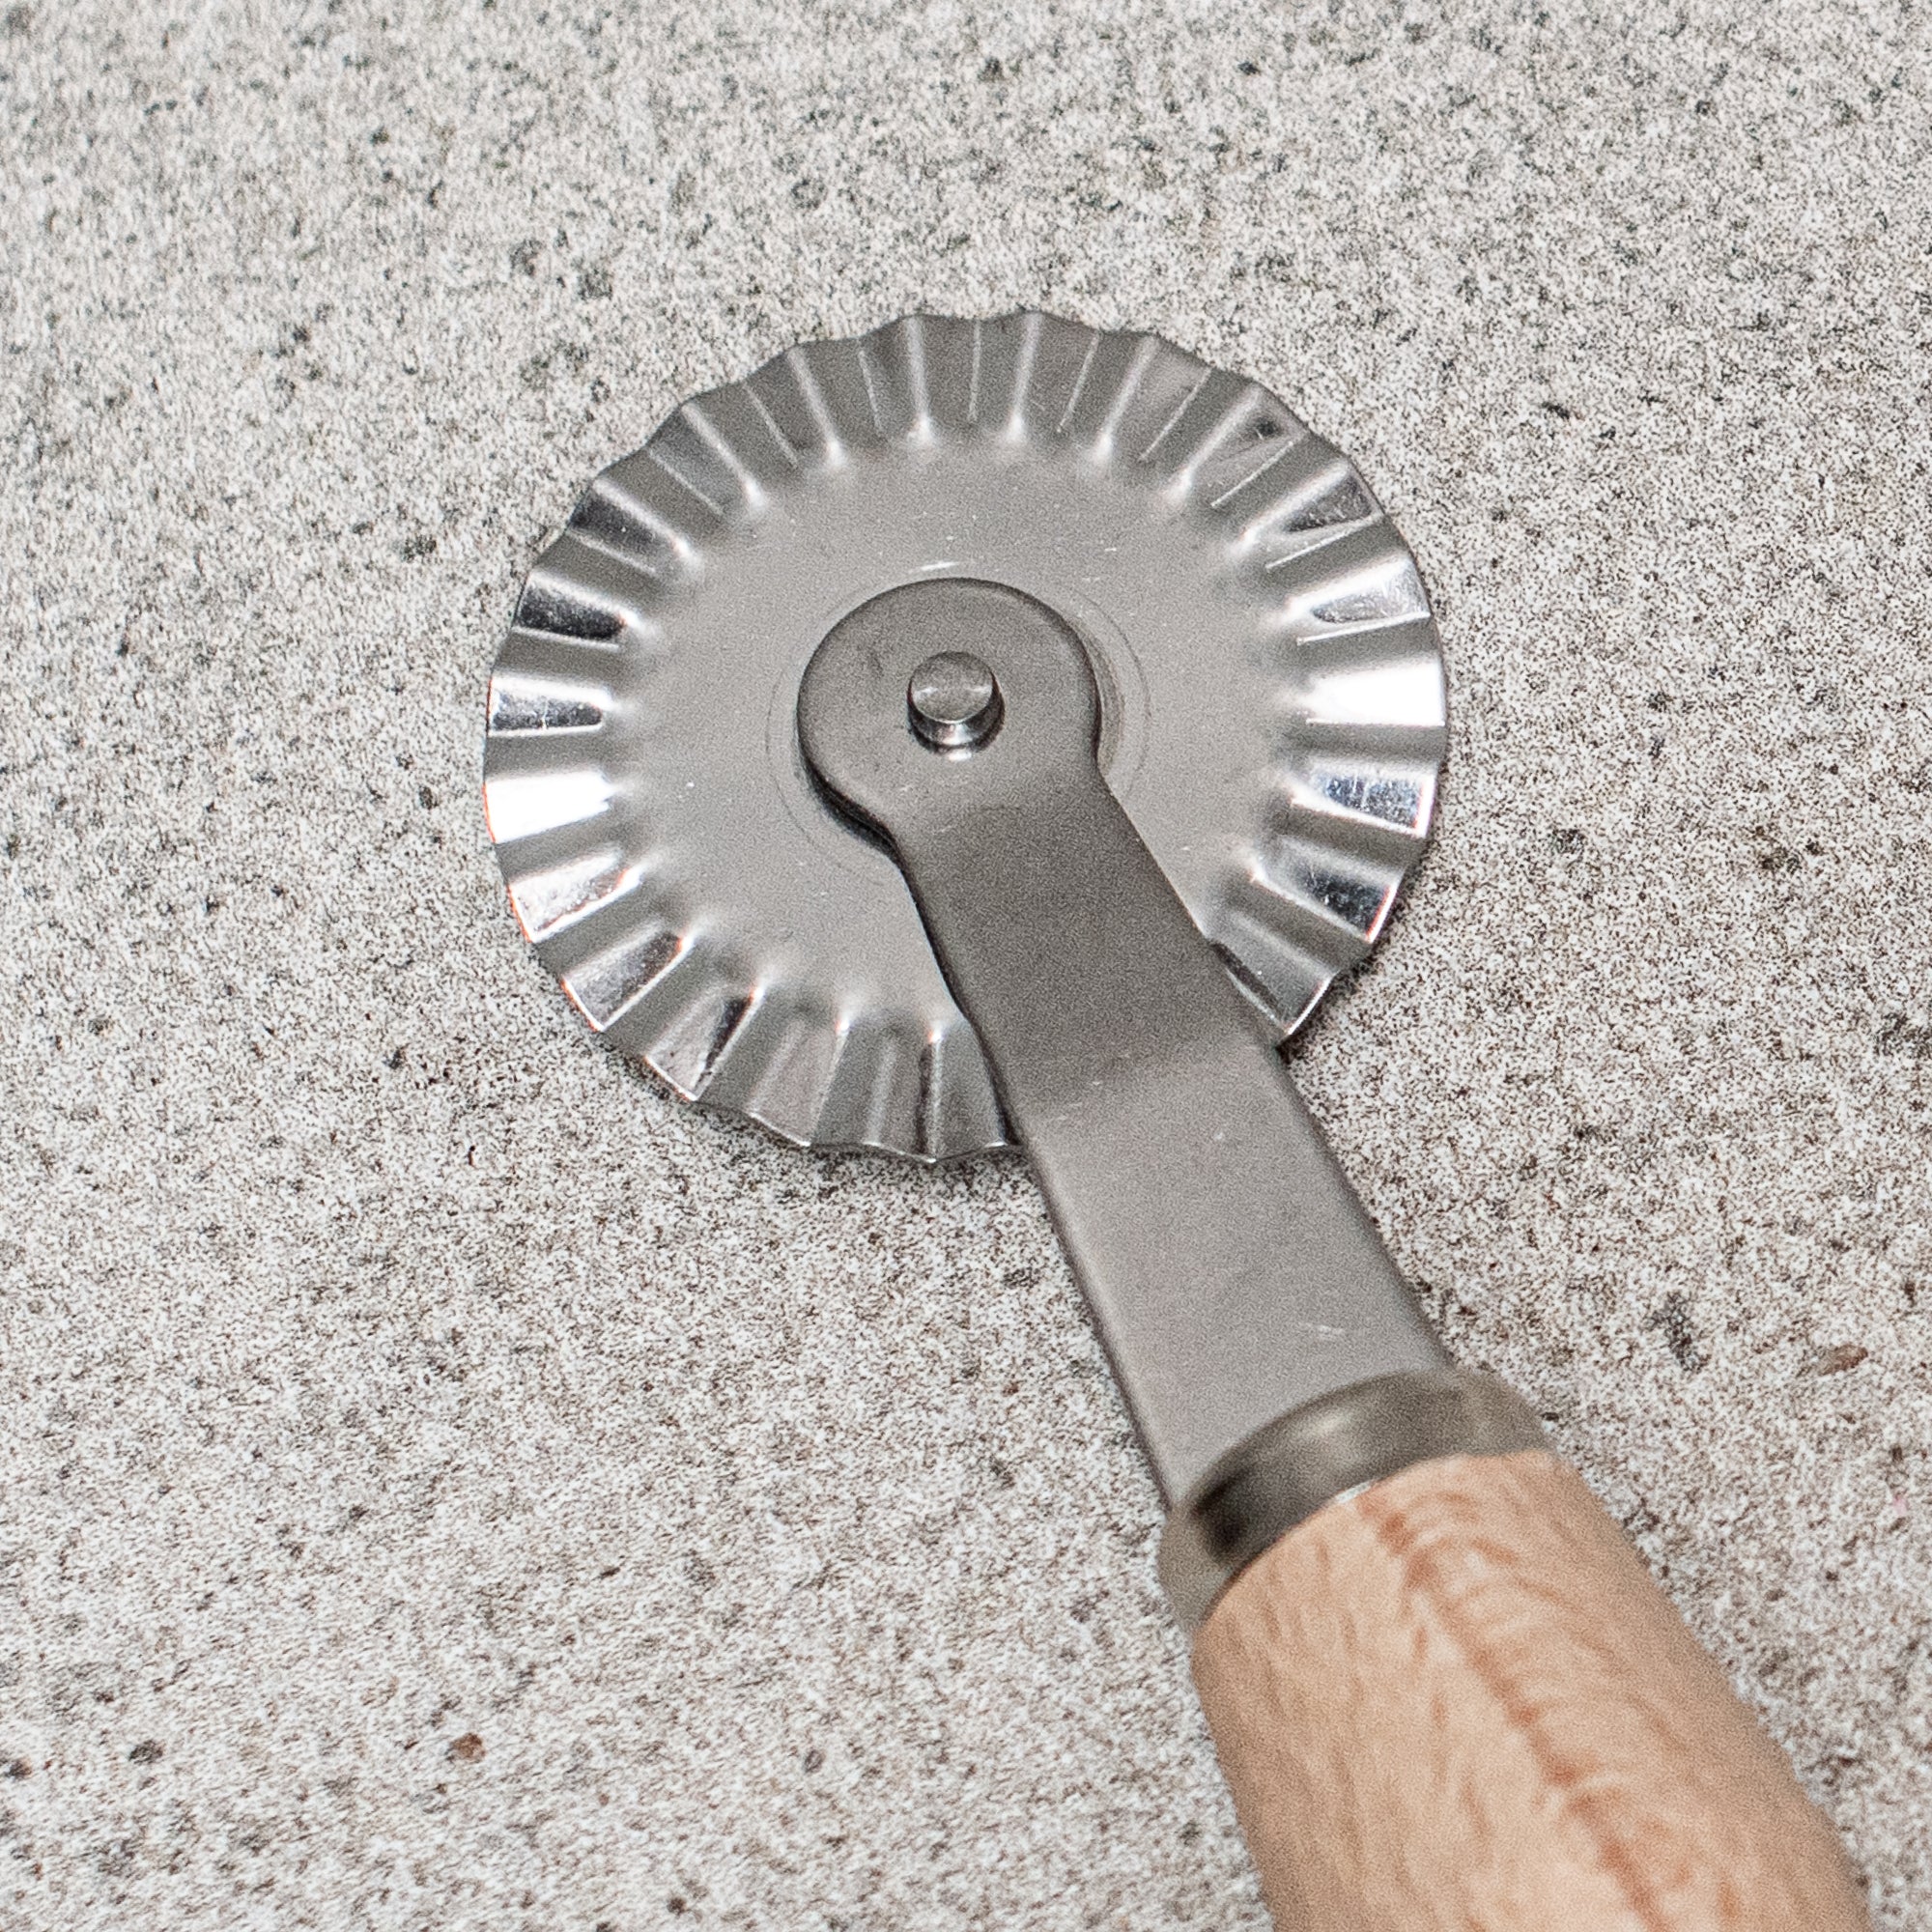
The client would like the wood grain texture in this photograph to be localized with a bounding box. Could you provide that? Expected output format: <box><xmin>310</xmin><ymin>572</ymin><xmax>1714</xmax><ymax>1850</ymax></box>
<box><xmin>1191</xmin><ymin>1450</ymin><xmax>1867</xmax><ymax>1932</ymax></box>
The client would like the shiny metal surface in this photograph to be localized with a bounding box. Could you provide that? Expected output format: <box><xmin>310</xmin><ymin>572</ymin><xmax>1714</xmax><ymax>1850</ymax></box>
<box><xmin>907</xmin><ymin>651</ymin><xmax>1003</xmax><ymax>751</ymax></box>
<box><xmin>798</xmin><ymin>580</ymin><xmax>1448</xmax><ymax>1507</ymax></box>
<box><xmin>1157</xmin><ymin>1369</ymin><xmax>1548</xmax><ymax>1631</ymax></box>
<box><xmin>483</xmin><ymin>311</ymin><xmax>1447</xmax><ymax>1160</ymax></box>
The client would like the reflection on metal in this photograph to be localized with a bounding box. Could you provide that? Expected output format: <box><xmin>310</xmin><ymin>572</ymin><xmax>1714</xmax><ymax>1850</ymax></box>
<box><xmin>907</xmin><ymin>651</ymin><xmax>1004</xmax><ymax>753</ymax></box>
<box><xmin>483</xmin><ymin>312</ymin><xmax>1448</xmax><ymax>1160</ymax></box>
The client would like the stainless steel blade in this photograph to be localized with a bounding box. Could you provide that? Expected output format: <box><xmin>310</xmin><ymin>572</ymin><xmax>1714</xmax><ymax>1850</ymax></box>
<box><xmin>482</xmin><ymin>311</ymin><xmax>1448</xmax><ymax>1161</ymax></box>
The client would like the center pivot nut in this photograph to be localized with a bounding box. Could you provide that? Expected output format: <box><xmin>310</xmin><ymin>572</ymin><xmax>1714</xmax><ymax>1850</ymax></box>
<box><xmin>797</xmin><ymin>579</ymin><xmax>1101</xmax><ymax>848</ymax></box>
<box><xmin>908</xmin><ymin>651</ymin><xmax>1003</xmax><ymax>752</ymax></box>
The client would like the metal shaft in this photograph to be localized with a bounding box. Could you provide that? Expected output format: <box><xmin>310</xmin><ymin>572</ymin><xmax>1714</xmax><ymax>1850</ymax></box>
<box><xmin>798</xmin><ymin>581</ymin><xmax>1448</xmax><ymax>1508</ymax></box>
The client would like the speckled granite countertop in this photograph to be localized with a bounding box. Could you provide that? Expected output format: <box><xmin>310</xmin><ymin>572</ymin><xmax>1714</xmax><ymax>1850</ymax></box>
<box><xmin>3</xmin><ymin>3</ymin><xmax>1928</xmax><ymax>1925</ymax></box>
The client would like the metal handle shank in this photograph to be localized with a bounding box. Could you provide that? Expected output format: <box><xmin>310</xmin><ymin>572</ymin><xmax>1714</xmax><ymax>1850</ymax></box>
<box><xmin>796</xmin><ymin>582</ymin><xmax>1514</xmax><ymax>1538</ymax></box>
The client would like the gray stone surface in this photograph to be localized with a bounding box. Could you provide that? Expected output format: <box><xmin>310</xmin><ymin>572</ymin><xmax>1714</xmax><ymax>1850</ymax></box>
<box><xmin>3</xmin><ymin>1</ymin><xmax>1929</xmax><ymax>1925</ymax></box>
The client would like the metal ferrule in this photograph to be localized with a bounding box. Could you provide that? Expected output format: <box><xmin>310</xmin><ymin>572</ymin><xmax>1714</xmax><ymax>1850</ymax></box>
<box><xmin>1157</xmin><ymin>1368</ymin><xmax>1548</xmax><ymax>1633</ymax></box>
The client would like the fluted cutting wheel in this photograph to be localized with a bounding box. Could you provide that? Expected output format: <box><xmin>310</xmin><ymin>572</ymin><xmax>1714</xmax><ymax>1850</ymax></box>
<box><xmin>483</xmin><ymin>311</ymin><xmax>1447</xmax><ymax>1161</ymax></box>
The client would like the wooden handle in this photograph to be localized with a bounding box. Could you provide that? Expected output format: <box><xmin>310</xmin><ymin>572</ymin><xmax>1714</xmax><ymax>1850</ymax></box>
<box><xmin>1190</xmin><ymin>1449</ymin><xmax>1867</xmax><ymax>1931</ymax></box>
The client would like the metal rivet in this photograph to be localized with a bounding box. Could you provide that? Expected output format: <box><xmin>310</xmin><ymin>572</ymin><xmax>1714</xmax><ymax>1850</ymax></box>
<box><xmin>907</xmin><ymin>651</ymin><xmax>1003</xmax><ymax>752</ymax></box>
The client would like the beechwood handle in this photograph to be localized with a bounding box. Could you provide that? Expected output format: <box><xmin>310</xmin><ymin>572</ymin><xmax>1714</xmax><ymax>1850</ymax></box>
<box><xmin>1189</xmin><ymin>1449</ymin><xmax>1868</xmax><ymax>1932</ymax></box>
